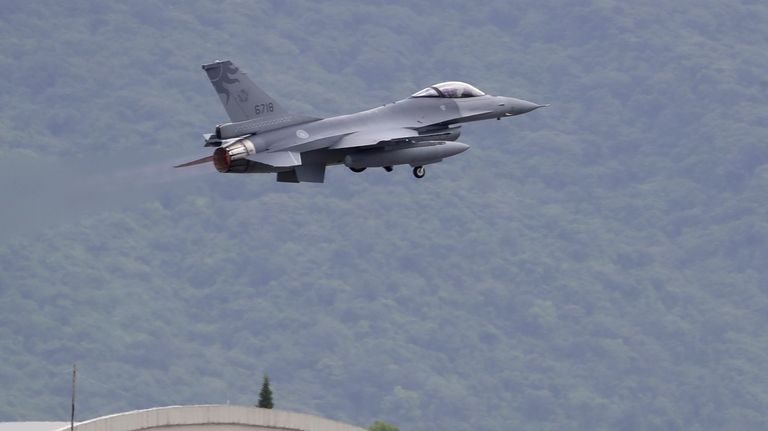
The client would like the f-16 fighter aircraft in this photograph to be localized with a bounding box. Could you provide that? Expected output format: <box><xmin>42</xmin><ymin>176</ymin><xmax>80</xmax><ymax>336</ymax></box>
<box><xmin>175</xmin><ymin>60</ymin><xmax>546</xmax><ymax>183</ymax></box>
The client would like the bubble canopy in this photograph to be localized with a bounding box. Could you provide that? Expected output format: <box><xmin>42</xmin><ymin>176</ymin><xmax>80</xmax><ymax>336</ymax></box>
<box><xmin>410</xmin><ymin>81</ymin><xmax>486</xmax><ymax>98</ymax></box>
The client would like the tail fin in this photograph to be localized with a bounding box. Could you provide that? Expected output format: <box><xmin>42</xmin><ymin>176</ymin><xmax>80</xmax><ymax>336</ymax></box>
<box><xmin>202</xmin><ymin>60</ymin><xmax>286</xmax><ymax>122</ymax></box>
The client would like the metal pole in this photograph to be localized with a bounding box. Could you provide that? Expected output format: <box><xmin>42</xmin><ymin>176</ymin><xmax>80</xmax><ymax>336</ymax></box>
<box><xmin>70</xmin><ymin>364</ymin><xmax>76</xmax><ymax>431</ymax></box>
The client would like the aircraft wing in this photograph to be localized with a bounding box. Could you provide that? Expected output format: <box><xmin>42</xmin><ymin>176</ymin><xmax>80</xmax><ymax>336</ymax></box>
<box><xmin>329</xmin><ymin>128</ymin><xmax>419</xmax><ymax>150</ymax></box>
<box><xmin>329</xmin><ymin>127</ymin><xmax>463</xmax><ymax>150</ymax></box>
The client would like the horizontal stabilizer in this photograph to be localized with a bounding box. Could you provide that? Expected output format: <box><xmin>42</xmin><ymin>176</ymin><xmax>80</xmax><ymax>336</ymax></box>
<box><xmin>247</xmin><ymin>151</ymin><xmax>302</xmax><ymax>167</ymax></box>
<box><xmin>174</xmin><ymin>155</ymin><xmax>213</xmax><ymax>168</ymax></box>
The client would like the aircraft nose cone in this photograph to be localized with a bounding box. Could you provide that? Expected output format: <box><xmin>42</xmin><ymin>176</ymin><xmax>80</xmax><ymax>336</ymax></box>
<box><xmin>509</xmin><ymin>98</ymin><xmax>546</xmax><ymax>115</ymax></box>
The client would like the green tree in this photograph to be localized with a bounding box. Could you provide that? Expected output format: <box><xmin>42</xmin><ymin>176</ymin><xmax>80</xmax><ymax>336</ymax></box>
<box><xmin>258</xmin><ymin>374</ymin><xmax>274</xmax><ymax>409</ymax></box>
<box><xmin>368</xmin><ymin>421</ymin><xmax>399</xmax><ymax>431</ymax></box>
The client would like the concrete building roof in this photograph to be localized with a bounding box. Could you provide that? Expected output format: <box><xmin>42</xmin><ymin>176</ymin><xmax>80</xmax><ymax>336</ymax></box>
<box><xmin>51</xmin><ymin>405</ymin><xmax>365</xmax><ymax>431</ymax></box>
<box><xmin>0</xmin><ymin>422</ymin><xmax>69</xmax><ymax>431</ymax></box>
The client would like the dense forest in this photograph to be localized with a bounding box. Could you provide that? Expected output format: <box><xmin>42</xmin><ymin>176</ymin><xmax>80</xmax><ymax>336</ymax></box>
<box><xmin>1</xmin><ymin>1</ymin><xmax>768</xmax><ymax>430</ymax></box>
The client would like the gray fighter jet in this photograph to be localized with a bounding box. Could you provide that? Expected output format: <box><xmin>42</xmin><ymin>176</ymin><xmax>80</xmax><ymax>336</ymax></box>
<box><xmin>176</xmin><ymin>60</ymin><xmax>546</xmax><ymax>183</ymax></box>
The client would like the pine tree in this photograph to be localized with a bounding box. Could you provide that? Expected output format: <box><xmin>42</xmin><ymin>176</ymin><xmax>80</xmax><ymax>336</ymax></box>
<box><xmin>258</xmin><ymin>374</ymin><xmax>274</xmax><ymax>409</ymax></box>
<box><xmin>368</xmin><ymin>421</ymin><xmax>399</xmax><ymax>431</ymax></box>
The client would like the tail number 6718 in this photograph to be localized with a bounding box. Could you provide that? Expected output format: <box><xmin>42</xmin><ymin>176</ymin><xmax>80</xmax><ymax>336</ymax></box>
<box><xmin>255</xmin><ymin>103</ymin><xmax>274</xmax><ymax>115</ymax></box>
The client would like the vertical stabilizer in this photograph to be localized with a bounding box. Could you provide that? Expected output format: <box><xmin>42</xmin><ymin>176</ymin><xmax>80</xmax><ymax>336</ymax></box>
<box><xmin>202</xmin><ymin>60</ymin><xmax>286</xmax><ymax>122</ymax></box>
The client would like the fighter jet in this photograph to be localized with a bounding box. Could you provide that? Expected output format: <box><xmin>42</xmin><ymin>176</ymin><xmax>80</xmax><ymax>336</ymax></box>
<box><xmin>175</xmin><ymin>60</ymin><xmax>546</xmax><ymax>183</ymax></box>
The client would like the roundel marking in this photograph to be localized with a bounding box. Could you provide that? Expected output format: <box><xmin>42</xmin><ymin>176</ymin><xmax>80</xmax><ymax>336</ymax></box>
<box><xmin>296</xmin><ymin>129</ymin><xmax>310</xmax><ymax>139</ymax></box>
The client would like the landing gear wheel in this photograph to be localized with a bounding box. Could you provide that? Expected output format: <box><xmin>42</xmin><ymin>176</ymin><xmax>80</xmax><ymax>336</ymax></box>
<box><xmin>349</xmin><ymin>167</ymin><xmax>366</xmax><ymax>173</ymax></box>
<box><xmin>412</xmin><ymin>166</ymin><xmax>426</xmax><ymax>178</ymax></box>
<box><xmin>383</xmin><ymin>166</ymin><xmax>393</xmax><ymax>172</ymax></box>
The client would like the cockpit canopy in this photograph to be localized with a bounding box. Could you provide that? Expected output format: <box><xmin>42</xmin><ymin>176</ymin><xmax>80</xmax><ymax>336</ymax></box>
<box><xmin>411</xmin><ymin>81</ymin><xmax>486</xmax><ymax>98</ymax></box>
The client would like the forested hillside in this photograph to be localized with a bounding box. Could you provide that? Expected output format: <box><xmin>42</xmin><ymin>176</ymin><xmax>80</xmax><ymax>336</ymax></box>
<box><xmin>2</xmin><ymin>2</ymin><xmax>768</xmax><ymax>430</ymax></box>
